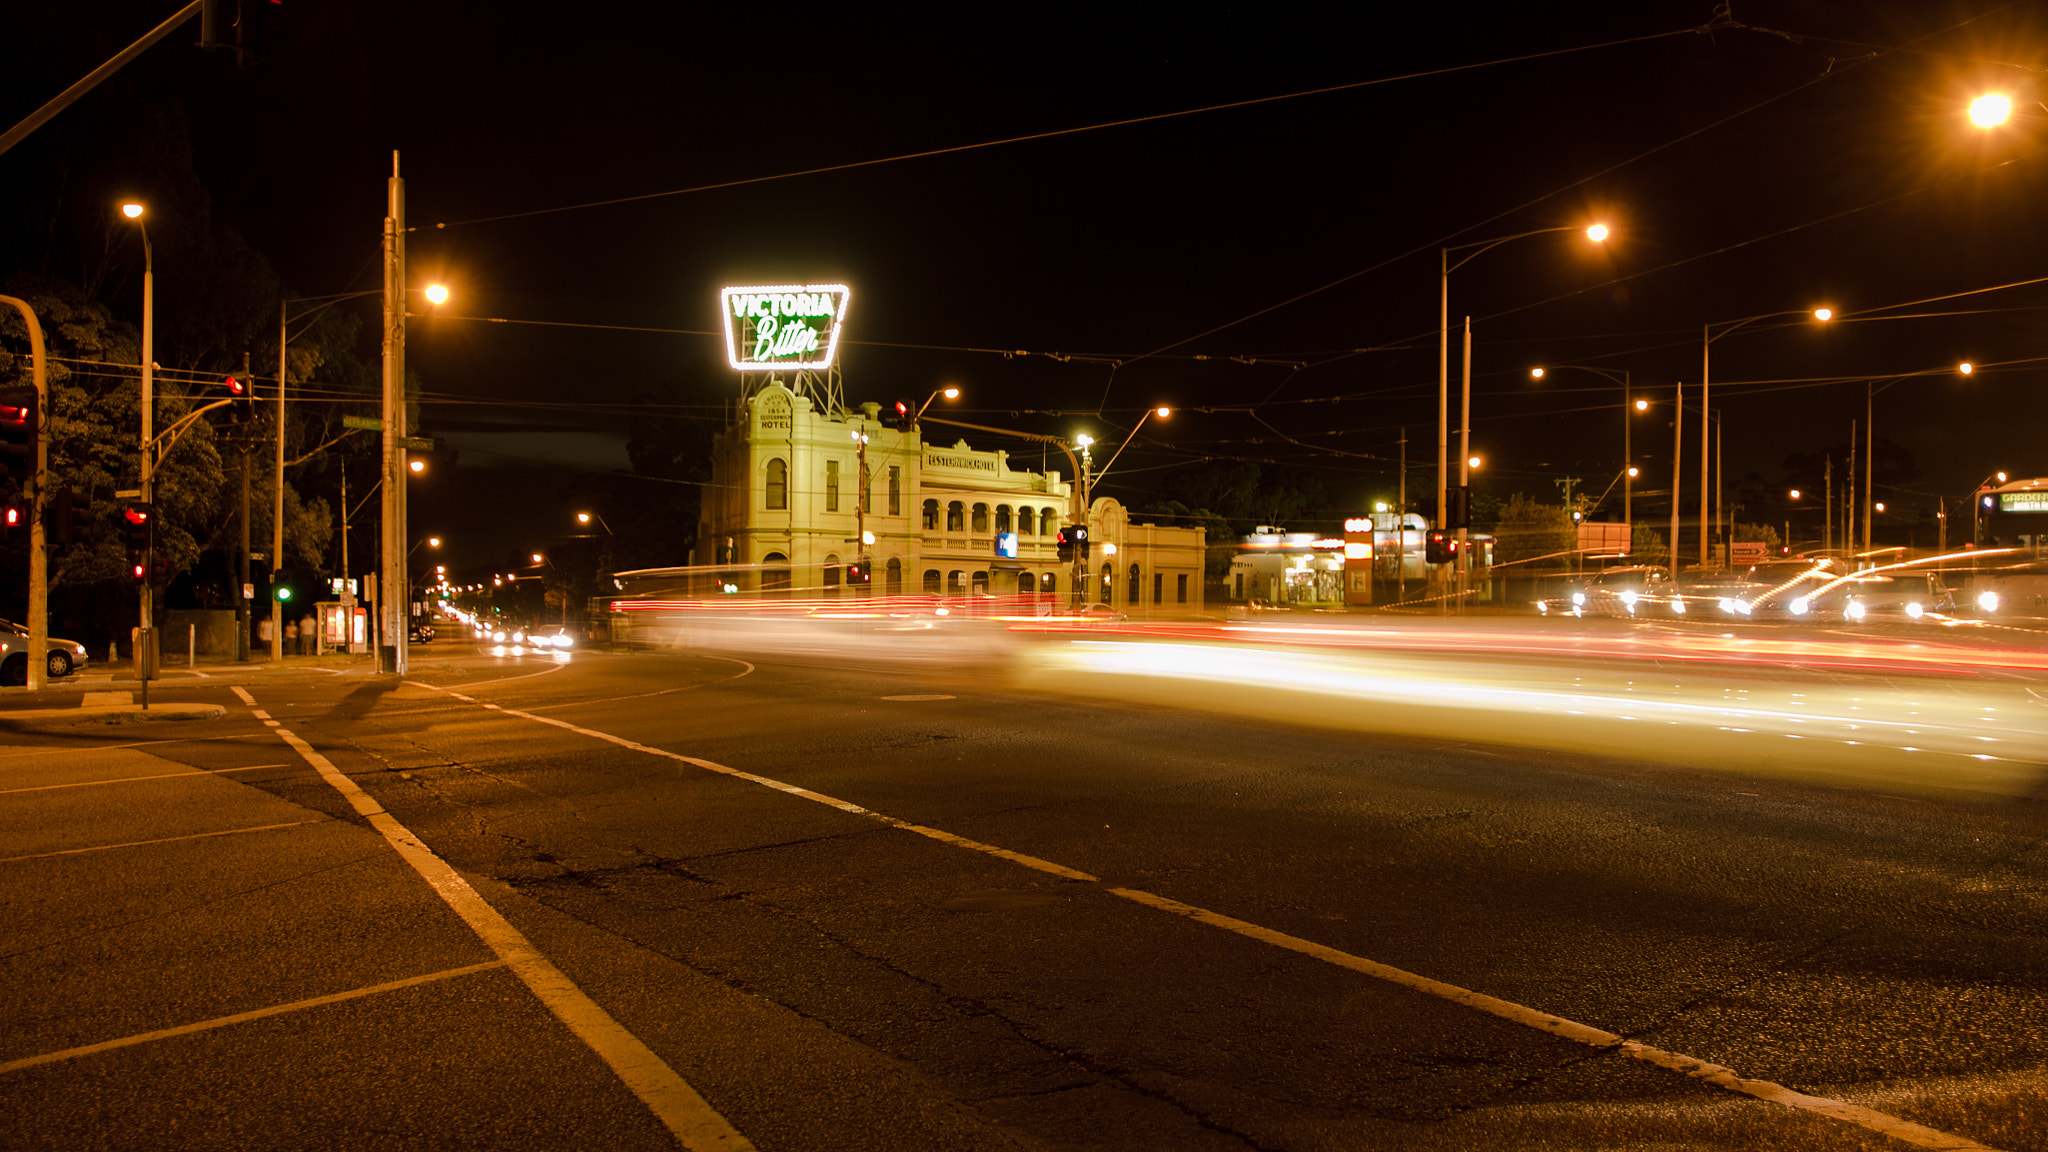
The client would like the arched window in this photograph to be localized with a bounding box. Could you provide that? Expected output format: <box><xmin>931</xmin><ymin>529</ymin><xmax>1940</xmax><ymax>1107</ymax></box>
<box><xmin>823</xmin><ymin>553</ymin><xmax>841</xmax><ymax>597</ymax></box>
<box><xmin>765</xmin><ymin>459</ymin><xmax>787</xmax><ymax>510</ymax></box>
<box><xmin>885</xmin><ymin>558</ymin><xmax>903</xmax><ymax>596</ymax></box>
<box><xmin>923</xmin><ymin>569</ymin><xmax>942</xmax><ymax>594</ymax></box>
<box><xmin>971</xmin><ymin>503</ymin><xmax>989</xmax><ymax>533</ymax></box>
<box><xmin>1128</xmin><ymin>562</ymin><xmax>1142</xmax><ymax>604</ymax></box>
<box><xmin>947</xmin><ymin>570</ymin><xmax>964</xmax><ymax>595</ymax></box>
<box><xmin>947</xmin><ymin>501</ymin><xmax>964</xmax><ymax>532</ymax></box>
<box><xmin>995</xmin><ymin>506</ymin><xmax>1011</xmax><ymax>536</ymax></box>
<box><xmin>1041</xmin><ymin>507</ymin><xmax>1057</xmax><ymax>535</ymax></box>
<box><xmin>762</xmin><ymin>552</ymin><xmax>790</xmax><ymax>595</ymax></box>
<box><xmin>1017</xmin><ymin>571</ymin><xmax>1034</xmax><ymax>594</ymax></box>
<box><xmin>1040</xmin><ymin>572</ymin><xmax>1058</xmax><ymax>594</ymax></box>
<box><xmin>971</xmin><ymin>570</ymin><xmax>989</xmax><ymax>595</ymax></box>
<box><xmin>921</xmin><ymin>499</ymin><xmax>939</xmax><ymax>530</ymax></box>
<box><xmin>1099</xmin><ymin>561</ymin><xmax>1113</xmax><ymax>604</ymax></box>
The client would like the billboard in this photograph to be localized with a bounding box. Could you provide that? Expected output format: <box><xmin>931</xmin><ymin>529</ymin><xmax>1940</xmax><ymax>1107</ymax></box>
<box><xmin>721</xmin><ymin>284</ymin><xmax>850</xmax><ymax>371</ymax></box>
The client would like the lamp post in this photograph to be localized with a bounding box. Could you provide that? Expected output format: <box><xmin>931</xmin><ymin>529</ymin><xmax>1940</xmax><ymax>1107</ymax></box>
<box><xmin>1530</xmin><ymin>365</ymin><xmax>1638</xmax><ymax>547</ymax></box>
<box><xmin>1440</xmin><ymin>223</ymin><xmax>1607</xmax><ymax>605</ymax></box>
<box><xmin>1699</xmin><ymin>306</ymin><xmax>1832</xmax><ymax>568</ymax></box>
<box><xmin>119</xmin><ymin>202</ymin><xmax>155</xmax><ymax>695</ymax></box>
<box><xmin>1974</xmin><ymin>470</ymin><xmax>2008</xmax><ymax>547</ymax></box>
<box><xmin>914</xmin><ymin>385</ymin><xmax>960</xmax><ymax>422</ymax></box>
<box><xmin>1856</xmin><ymin>362</ymin><xmax>1975</xmax><ymax>558</ymax></box>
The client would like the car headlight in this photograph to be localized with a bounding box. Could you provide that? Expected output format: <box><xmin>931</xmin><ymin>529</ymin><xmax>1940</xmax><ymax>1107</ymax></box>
<box><xmin>73</xmin><ymin>644</ymin><xmax>85</xmax><ymax>654</ymax></box>
<box><xmin>1790</xmin><ymin>597</ymin><xmax>1809</xmax><ymax>616</ymax></box>
<box><xmin>1620</xmin><ymin>590</ymin><xmax>1638</xmax><ymax>607</ymax></box>
<box><xmin>1571</xmin><ymin>592</ymin><xmax>1585</xmax><ymax>606</ymax></box>
<box><xmin>492</xmin><ymin>631</ymin><xmax>506</xmax><ymax>642</ymax></box>
<box><xmin>1537</xmin><ymin>601</ymin><xmax>1548</xmax><ymax>614</ymax></box>
<box><xmin>512</xmin><ymin>631</ymin><xmax>525</xmax><ymax>643</ymax></box>
<box><xmin>1905</xmin><ymin>602</ymin><xmax>1923</xmax><ymax>619</ymax></box>
<box><xmin>1845</xmin><ymin>601</ymin><xmax>1865</xmax><ymax>620</ymax></box>
<box><xmin>1979</xmin><ymin>590</ymin><xmax>2000</xmax><ymax>612</ymax></box>
<box><xmin>553</xmin><ymin>634</ymin><xmax>573</xmax><ymax>648</ymax></box>
<box><xmin>1671</xmin><ymin>599</ymin><xmax>1686</xmax><ymax>615</ymax></box>
<box><xmin>1734</xmin><ymin>600</ymin><xmax>1752</xmax><ymax>616</ymax></box>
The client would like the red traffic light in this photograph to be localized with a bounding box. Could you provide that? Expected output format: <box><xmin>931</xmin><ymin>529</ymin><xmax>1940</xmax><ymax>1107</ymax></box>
<box><xmin>223</xmin><ymin>375</ymin><xmax>246</xmax><ymax>397</ymax></box>
<box><xmin>3</xmin><ymin>506</ymin><xmax>18</xmax><ymax>527</ymax></box>
<box><xmin>123</xmin><ymin>506</ymin><xmax>150</xmax><ymax>527</ymax></box>
<box><xmin>0</xmin><ymin>404</ymin><xmax>26</xmax><ymax>426</ymax></box>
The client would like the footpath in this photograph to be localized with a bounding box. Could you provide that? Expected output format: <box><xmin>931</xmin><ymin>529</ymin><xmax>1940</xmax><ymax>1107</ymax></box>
<box><xmin>0</xmin><ymin>649</ymin><xmax>375</xmax><ymax>731</ymax></box>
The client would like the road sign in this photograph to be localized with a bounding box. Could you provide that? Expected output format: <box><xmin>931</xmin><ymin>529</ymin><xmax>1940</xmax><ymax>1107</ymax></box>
<box><xmin>341</xmin><ymin>415</ymin><xmax>380</xmax><ymax>431</ymax></box>
<box><xmin>400</xmin><ymin>436</ymin><xmax>433</xmax><ymax>450</ymax></box>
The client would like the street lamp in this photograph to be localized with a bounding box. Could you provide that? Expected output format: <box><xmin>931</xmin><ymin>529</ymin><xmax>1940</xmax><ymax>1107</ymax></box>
<box><xmin>575</xmin><ymin>510</ymin><xmax>613</xmax><ymax>534</ymax></box>
<box><xmin>1531</xmin><ymin>364</ymin><xmax>1639</xmax><ymax>547</ymax></box>
<box><xmin>1971</xmin><ymin>94</ymin><xmax>2013</xmax><ymax>127</ymax></box>
<box><xmin>1695</xmin><ymin>306</ymin><xmax>1833</xmax><ymax>568</ymax></box>
<box><xmin>1095</xmin><ymin>406</ymin><xmax>1170</xmax><ymax>487</ymax></box>
<box><xmin>914</xmin><ymin>385</ymin><xmax>960</xmax><ymax>422</ymax></box>
<box><xmin>1440</xmin><ymin>223</ymin><xmax>1608</xmax><ymax>603</ymax></box>
<box><xmin>118</xmin><ymin>201</ymin><xmax>157</xmax><ymax>696</ymax></box>
<box><xmin>408</xmin><ymin>458</ymin><xmax>426</xmax><ymax>474</ymax></box>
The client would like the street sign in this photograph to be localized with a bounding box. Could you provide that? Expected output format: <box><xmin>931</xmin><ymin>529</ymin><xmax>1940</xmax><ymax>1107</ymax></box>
<box><xmin>116</xmin><ymin>489</ymin><xmax>141</xmax><ymax>499</ymax></box>
<box><xmin>400</xmin><ymin>436</ymin><xmax>433</xmax><ymax>450</ymax></box>
<box><xmin>341</xmin><ymin>415</ymin><xmax>380</xmax><ymax>431</ymax></box>
<box><xmin>242</xmin><ymin>583</ymin><xmax>254</xmax><ymax>600</ymax></box>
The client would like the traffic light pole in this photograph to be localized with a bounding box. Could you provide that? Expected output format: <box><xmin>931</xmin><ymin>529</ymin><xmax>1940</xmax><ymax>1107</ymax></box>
<box><xmin>273</xmin><ymin>308</ymin><xmax>287</xmax><ymax>662</ymax></box>
<box><xmin>0</xmin><ymin>295</ymin><xmax>48</xmax><ymax>692</ymax></box>
<box><xmin>378</xmin><ymin>152</ymin><xmax>408</xmax><ymax>675</ymax></box>
<box><xmin>139</xmin><ymin>231</ymin><xmax>154</xmax><ymax>708</ymax></box>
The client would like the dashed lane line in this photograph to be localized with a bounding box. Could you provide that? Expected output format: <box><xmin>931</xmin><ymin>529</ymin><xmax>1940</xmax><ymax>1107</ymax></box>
<box><xmin>0</xmin><ymin>961</ymin><xmax>508</xmax><ymax>1075</ymax></box>
<box><xmin>231</xmin><ymin>684</ymin><xmax>752</xmax><ymax>1152</ymax></box>
<box><xmin>401</xmin><ymin>677</ymin><xmax>2007</xmax><ymax>1152</ymax></box>
<box><xmin>0</xmin><ymin>821</ymin><xmax>322</xmax><ymax>864</ymax></box>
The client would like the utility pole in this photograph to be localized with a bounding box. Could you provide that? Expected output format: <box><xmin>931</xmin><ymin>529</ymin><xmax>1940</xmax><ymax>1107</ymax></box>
<box><xmin>378</xmin><ymin>152</ymin><xmax>408</xmax><ymax>675</ymax></box>
<box><xmin>1670</xmin><ymin>381</ymin><xmax>1683</xmax><ymax>576</ymax></box>
<box><xmin>1863</xmin><ymin>385</ymin><xmax>1875</xmax><ymax>557</ymax></box>
<box><xmin>1824</xmin><ymin>454</ymin><xmax>1833</xmax><ymax>554</ymax></box>
<box><xmin>1846</xmin><ymin>420</ymin><xmax>1857</xmax><ymax>565</ymax></box>
<box><xmin>0</xmin><ymin>296</ymin><xmax>49</xmax><ymax>692</ymax></box>
<box><xmin>237</xmin><ymin>447</ymin><xmax>250</xmax><ymax>661</ymax></box>
<box><xmin>1397</xmin><ymin>427</ymin><xmax>1406</xmax><ymax>603</ymax></box>
<box><xmin>139</xmin><ymin>229</ymin><xmax>155</xmax><ymax>706</ymax></box>
<box><xmin>272</xmin><ymin>314</ymin><xmax>286</xmax><ymax>661</ymax></box>
<box><xmin>1456</xmin><ymin>316</ymin><xmax>1471</xmax><ymax>611</ymax></box>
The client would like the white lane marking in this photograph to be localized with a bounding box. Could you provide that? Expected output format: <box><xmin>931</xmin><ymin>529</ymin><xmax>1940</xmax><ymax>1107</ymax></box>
<box><xmin>0</xmin><ymin>733</ymin><xmax>269</xmax><ymax>763</ymax></box>
<box><xmin>0</xmin><ymin>961</ymin><xmax>508</xmax><ymax>1075</ymax></box>
<box><xmin>881</xmin><ymin>694</ymin><xmax>956</xmax><ymax>701</ymax></box>
<box><xmin>522</xmin><ymin>657</ymin><xmax>757</xmax><ymax>712</ymax></box>
<box><xmin>250</xmin><ymin>695</ymin><xmax>751</xmax><ymax>1152</ymax></box>
<box><xmin>0</xmin><ymin>764</ymin><xmax>293</xmax><ymax>795</ymax></box>
<box><xmin>0</xmin><ymin>821</ymin><xmax>321</xmax><ymax>864</ymax></box>
<box><xmin>405</xmin><ymin>678</ymin><xmax>2006</xmax><ymax>1152</ymax></box>
<box><xmin>229</xmin><ymin>686</ymin><xmax>256</xmax><ymax>705</ymax></box>
<box><xmin>440</xmin><ymin>664</ymin><xmax>568</xmax><ymax>691</ymax></box>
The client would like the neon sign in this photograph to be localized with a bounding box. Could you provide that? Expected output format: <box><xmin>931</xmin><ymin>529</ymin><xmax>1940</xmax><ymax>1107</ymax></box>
<box><xmin>720</xmin><ymin>283</ymin><xmax>850</xmax><ymax>370</ymax></box>
<box><xmin>2001</xmin><ymin>491</ymin><xmax>2048</xmax><ymax>513</ymax></box>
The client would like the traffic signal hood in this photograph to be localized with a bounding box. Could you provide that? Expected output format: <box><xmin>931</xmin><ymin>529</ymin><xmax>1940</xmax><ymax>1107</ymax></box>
<box><xmin>892</xmin><ymin>400</ymin><xmax>913</xmax><ymax>432</ymax></box>
<box><xmin>1425</xmin><ymin>529</ymin><xmax>1460</xmax><ymax>565</ymax></box>
<box><xmin>0</xmin><ymin>385</ymin><xmax>37</xmax><ymax>485</ymax></box>
<box><xmin>846</xmin><ymin>560</ymin><xmax>871</xmax><ymax>585</ymax></box>
<box><xmin>1055</xmin><ymin>524</ymin><xmax>1090</xmax><ymax>562</ymax></box>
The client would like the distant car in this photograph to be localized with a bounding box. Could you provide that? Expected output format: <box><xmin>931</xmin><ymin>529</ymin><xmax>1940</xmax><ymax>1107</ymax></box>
<box><xmin>526</xmin><ymin>625</ymin><xmax>577</xmax><ymax>649</ymax></box>
<box><xmin>0</xmin><ymin>617</ymin><xmax>90</xmax><ymax>684</ymax></box>
<box><xmin>409</xmin><ymin>621</ymin><xmax>436</xmax><ymax>643</ymax></box>
<box><xmin>1825</xmin><ymin>571</ymin><xmax>1956</xmax><ymax>623</ymax></box>
<box><xmin>1536</xmin><ymin>566</ymin><xmax>1673</xmax><ymax>618</ymax></box>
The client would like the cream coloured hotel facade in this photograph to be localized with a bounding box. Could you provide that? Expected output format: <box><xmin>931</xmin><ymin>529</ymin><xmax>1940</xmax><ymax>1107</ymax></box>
<box><xmin>692</xmin><ymin>380</ymin><xmax>1205</xmax><ymax>612</ymax></box>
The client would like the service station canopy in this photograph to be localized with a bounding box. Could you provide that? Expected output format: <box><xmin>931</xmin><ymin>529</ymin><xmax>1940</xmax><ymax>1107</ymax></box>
<box><xmin>721</xmin><ymin>283</ymin><xmax>851</xmax><ymax>371</ymax></box>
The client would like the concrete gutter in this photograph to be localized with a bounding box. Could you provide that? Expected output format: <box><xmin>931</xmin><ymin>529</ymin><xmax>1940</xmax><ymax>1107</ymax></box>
<box><xmin>0</xmin><ymin>703</ymin><xmax>227</xmax><ymax>731</ymax></box>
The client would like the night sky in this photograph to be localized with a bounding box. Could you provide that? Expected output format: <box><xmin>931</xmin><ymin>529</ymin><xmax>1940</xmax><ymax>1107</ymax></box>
<box><xmin>6</xmin><ymin>0</ymin><xmax>2047</xmax><ymax>573</ymax></box>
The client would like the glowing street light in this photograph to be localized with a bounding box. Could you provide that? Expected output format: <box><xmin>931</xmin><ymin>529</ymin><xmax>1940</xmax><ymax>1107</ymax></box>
<box><xmin>1634</xmin><ymin>398</ymin><xmax>1649</xmax><ymax>411</ymax></box>
<box><xmin>1959</xmin><ymin>361</ymin><xmax>1974</xmax><ymax>375</ymax></box>
<box><xmin>1467</xmin><ymin>455</ymin><xmax>1483</xmax><ymax>470</ymax></box>
<box><xmin>1586</xmin><ymin>223</ymin><xmax>1609</xmax><ymax>242</ymax></box>
<box><xmin>408</xmin><ymin>458</ymin><xmax>425</xmax><ymax>474</ymax></box>
<box><xmin>428</xmin><ymin>536</ymin><xmax>442</xmax><ymax>548</ymax></box>
<box><xmin>423</xmin><ymin>284</ymin><xmax>450</xmax><ymax>306</ymax></box>
<box><xmin>1971</xmin><ymin>94</ymin><xmax>2013</xmax><ymax>127</ymax></box>
<box><xmin>531</xmin><ymin>552</ymin><xmax>544</xmax><ymax>564</ymax></box>
<box><xmin>1789</xmin><ymin>489</ymin><xmax>1802</xmax><ymax>500</ymax></box>
<box><xmin>121</xmin><ymin>202</ymin><xmax>144</xmax><ymax>219</ymax></box>
<box><xmin>1812</xmin><ymin>307</ymin><xmax>1833</xmax><ymax>322</ymax></box>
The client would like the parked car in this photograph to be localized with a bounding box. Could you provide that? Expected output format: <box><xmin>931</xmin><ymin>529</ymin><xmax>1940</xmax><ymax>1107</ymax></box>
<box><xmin>0</xmin><ymin>617</ymin><xmax>90</xmax><ymax>684</ymax></box>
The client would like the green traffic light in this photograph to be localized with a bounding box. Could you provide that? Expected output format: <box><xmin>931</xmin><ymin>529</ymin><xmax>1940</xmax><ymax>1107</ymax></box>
<box><xmin>276</xmin><ymin>587</ymin><xmax>292</xmax><ymax>602</ymax></box>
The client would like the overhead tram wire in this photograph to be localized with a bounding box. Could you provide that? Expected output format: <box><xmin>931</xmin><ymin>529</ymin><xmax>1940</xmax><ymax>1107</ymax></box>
<box><xmin>413</xmin><ymin>26</ymin><xmax>1703</xmax><ymax>234</ymax></box>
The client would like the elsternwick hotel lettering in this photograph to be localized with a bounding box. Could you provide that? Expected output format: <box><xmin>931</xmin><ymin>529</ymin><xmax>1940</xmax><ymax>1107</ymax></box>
<box><xmin>925</xmin><ymin>452</ymin><xmax>995</xmax><ymax>472</ymax></box>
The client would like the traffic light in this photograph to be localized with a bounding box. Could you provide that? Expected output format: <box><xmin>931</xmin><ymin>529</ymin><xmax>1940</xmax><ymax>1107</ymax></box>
<box><xmin>0</xmin><ymin>384</ymin><xmax>36</xmax><ymax>485</ymax></box>
<box><xmin>1444</xmin><ymin>485</ymin><xmax>1471</xmax><ymax>530</ymax></box>
<box><xmin>1425</xmin><ymin>529</ymin><xmax>1460</xmax><ymax>565</ymax></box>
<box><xmin>893</xmin><ymin>400</ymin><xmax>913</xmax><ymax>432</ymax></box>
<box><xmin>1</xmin><ymin>503</ymin><xmax>19</xmax><ymax>540</ymax></box>
<box><xmin>846</xmin><ymin>559</ymin><xmax>871</xmax><ymax>585</ymax></box>
<box><xmin>49</xmin><ymin>487</ymin><xmax>83</xmax><ymax>548</ymax></box>
<box><xmin>221</xmin><ymin>374</ymin><xmax>254</xmax><ymax>423</ymax></box>
<box><xmin>122</xmin><ymin>502</ymin><xmax>154</xmax><ymax>582</ymax></box>
<box><xmin>1056</xmin><ymin>524</ymin><xmax>1089</xmax><ymax>562</ymax></box>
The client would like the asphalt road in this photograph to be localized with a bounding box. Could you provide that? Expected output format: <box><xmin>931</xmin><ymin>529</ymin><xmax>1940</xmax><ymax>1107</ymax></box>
<box><xmin>2</xmin><ymin>621</ymin><xmax>2045</xmax><ymax>1150</ymax></box>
